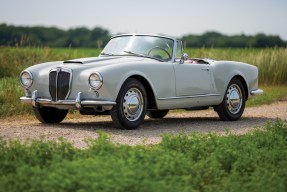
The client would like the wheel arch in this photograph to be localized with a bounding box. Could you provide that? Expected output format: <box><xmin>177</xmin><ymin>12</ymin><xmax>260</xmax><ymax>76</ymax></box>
<box><xmin>127</xmin><ymin>75</ymin><xmax>158</xmax><ymax>110</ymax></box>
<box><xmin>230</xmin><ymin>75</ymin><xmax>248</xmax><ymax>101</ymax></box>
<box><xmin>214</xmin><ymin>75</ymin><xmax>247</xmax><ymax>121</ymax></box>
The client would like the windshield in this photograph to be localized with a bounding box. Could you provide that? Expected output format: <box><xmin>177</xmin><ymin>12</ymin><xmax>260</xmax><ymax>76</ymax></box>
<box><xmin>101</xmin><ymin>35</ymin><xmax>174</xmax><ymax>62</ymax></box>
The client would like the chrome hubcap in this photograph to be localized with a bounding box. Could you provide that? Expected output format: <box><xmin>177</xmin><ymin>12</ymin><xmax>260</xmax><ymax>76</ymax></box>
<box><xmin>123</xmin><ymin>88</ymin><xmax>143</xmax><ymax>121</ymax></box>
<box><xmin>226</xmin><ymin>84</ymin><xmax>242</xmax><ymax>114</ymax></box>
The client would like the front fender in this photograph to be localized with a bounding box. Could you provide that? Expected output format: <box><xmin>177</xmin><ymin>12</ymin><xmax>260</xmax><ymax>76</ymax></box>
<box><xmin>115</xmin><ymin>70</ymin><xmax>158</xmax><ymax>99</ymax></box>
<box><xmin>99</xmin><ymin>61</ymin><xmax>175</xmax><ymax>102</ymax></box>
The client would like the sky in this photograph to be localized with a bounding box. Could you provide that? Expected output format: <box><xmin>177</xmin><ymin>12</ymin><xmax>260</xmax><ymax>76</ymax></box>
<box><xmin>1</xmin><ymin>0</ymin><xmax>287</xmax><ymax>40</ymax></box>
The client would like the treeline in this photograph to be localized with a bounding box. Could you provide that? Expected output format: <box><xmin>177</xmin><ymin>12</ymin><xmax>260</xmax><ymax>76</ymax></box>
<box><xmin>0</xmin><ymin>23</ymin><xmax>286</xmax><ymax>48</ymax></box>
<box><xmin>182</xmin><ymin>32</ymin><xmax>287</xmax><ymax>48</ymax></box>
<box><xmin>0</xmin><ymin>24</ymin><xmax>110</xmax><ymax>48</ymax></box>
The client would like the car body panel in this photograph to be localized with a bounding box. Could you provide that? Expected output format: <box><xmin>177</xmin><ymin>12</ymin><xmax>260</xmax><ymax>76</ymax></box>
<box><xmin>173</xmin><ymin>63</ymin><xmax>211</xmax><ymax>96</ymax></box>
<box><xmin>20</xmin><ymin>34</ymin><xmax>263</xmax><ymax>116</ymax></box>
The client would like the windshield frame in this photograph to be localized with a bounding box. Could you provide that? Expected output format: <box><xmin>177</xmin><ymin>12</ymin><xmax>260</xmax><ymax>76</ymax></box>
<box><xmin>100</xmin><ymin>34</ymin><xmax>177</xmax><ymax>62</ymax></box>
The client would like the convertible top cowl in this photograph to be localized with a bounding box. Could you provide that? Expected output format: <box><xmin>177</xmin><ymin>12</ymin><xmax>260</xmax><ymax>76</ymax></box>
<box><xmin>186</xmin><ymin>58</ymin><xmax>216</xmax><ymax>64</ymax></box>
<box><xmin>203</xmin><ymin>58</ymin><xmax>216</xmax><ymax>63</ymax></box>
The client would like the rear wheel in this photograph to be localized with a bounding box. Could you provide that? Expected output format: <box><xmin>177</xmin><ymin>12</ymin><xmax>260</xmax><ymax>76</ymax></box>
<box><xmin>111</xmin><ymin>78</ymin><xmax>147</xmax><ymax>129</ymax></box>
<box><xmin>146</xmin><ymin>110</ymin><xmax>169</xmax><ymax>119</ymax></box>
<box><xmin>33</xmin><ymin>107</ymin><xmax>68</xmax><ymax>123</ymax></box>
<box><xmin>214</xmin><ymin>78</ymin><xmax>246</xmax><ymax>121</ymax></box>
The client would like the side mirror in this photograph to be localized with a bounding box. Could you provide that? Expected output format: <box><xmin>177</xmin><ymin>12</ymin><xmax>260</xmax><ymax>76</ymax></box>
<box><xmin>180</xmin><ymin>53</ymin><xmax>189</xmax><ymax>64</ymax></box>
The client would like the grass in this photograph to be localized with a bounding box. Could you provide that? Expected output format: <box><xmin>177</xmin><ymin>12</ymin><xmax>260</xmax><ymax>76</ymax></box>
<box><xmin>1</xmin><ymin>47</ymin><xmax>286</xmax><ymax>84</ymax></box>
<box><xmin>0</xmin><ymin>119</ymin><xmax>286</xmax><ymax>191</ymax></box>
<box><xmin>1</xmin><ymin>47</ymin><xmax>286</xmax><ymax>191</ymax></box>
<box><xmin>0</xmin><ymin>47</ymin><xmax>100</xmax><ymax>117</ymax></box>
<box><xmin>0</xmin><ymin>77</ymin><xmax>30</xmax><ymax>116</ymax></box>
<box><xmin>0</xmin><ymin>47</ymin><xmax>100</xmax><ymax>79</ymax></box>
<box><xmin>186</xmin><ymin>48</ymin><xmax>287</xmax><ymax>85</ymax></box>
<box><xmin>246</xmin><ymin>85</ymin><xmax>287</xmax><ymax>107</ymax></box>
<box><xmin>0</xmin><ymin>47</ymin><xmax>286</xmax><ymax>118</ymax></box>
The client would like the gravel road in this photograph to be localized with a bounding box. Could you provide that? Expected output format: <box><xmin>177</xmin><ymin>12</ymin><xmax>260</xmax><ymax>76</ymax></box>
<box><xmin>1</xmin><ymin>101</ymin><xmax>286</xmax><ymax>148</ymax></box>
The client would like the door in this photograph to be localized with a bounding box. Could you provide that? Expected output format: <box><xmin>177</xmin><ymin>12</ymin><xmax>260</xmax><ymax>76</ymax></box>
<box><xmin>173</xmin><ymin>63</ymin><xmax>211</xmax><ymax>97</ymax></box>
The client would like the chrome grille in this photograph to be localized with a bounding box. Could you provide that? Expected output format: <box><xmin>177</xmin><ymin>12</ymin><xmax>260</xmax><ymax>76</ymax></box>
<box><xmin>49</xmin><ymin>68</ymin><xmax>72</xmax><ymax>101</ymax></box>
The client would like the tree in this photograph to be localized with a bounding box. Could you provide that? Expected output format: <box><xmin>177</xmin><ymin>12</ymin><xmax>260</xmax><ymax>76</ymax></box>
<box><xmin>0</xmin><ymin>24</ymin><xmax>286</xmax><ymax>48</ymax></box>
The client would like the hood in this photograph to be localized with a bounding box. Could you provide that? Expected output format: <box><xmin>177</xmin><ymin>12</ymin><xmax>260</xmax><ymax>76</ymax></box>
<box><xmin>25</xmin><ymin>56</ymin><xmax>156</xmax><ymax>74</ymax></box>
<box><xmin>63</xmin><ymin>56</ymin><xmax>118</xmax><ymax>64</ymax></box>
<box><xmin>63</xmin><ymin>56</ymin><xmax>144</xmax><ymax>66</ymax></box>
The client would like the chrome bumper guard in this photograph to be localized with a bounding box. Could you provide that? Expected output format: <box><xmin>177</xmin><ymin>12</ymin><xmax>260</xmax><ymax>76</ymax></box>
<box><xmin>250</xmin><ymin>89</ymin><xmax>264</xmax><ymax>96</ymax></box>
<box><xmin>20</xmin><ymin>90</ymin><xmax>116</xmax><ymax>110</ymax></box>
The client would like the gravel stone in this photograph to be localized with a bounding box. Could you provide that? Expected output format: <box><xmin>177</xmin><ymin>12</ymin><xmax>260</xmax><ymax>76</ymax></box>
<box><xmin>0</xmin><ymin>101</ymin><xmax>286</xmax><ymax>148</ymax></box>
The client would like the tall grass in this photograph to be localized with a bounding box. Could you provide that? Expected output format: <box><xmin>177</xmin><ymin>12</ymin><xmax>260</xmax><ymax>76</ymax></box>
<box><xmin>1</xmin><ymin>47</ymin><xmax>286</xmax><ymax>84</ymax></box>
<box><xmin>0</xmin><ymin>47</ymin><xmax>100</xmax><ymax>79</ymax></box>
<box><xmin>0</xmin><ymin>77</ymin><xmax>31</xmax><ymax>116</ymax></box>
<box><xmin>0</xmin><ymin>47</ymin><xmax>100</xmax><ymax>117</ymax></box>
<box><xmin>0</xmin><ymin>47</ymin><xmax>286</xmax><ymax>117</ymax></box>
<box><xmin>186</xmin><ymin>48</ymin><xmax>287</xmax><ymax>85</ymax></box>
<box><xmin>0</xmin><ymin>120</ymin><xmax>287</xmax><ymax>191</ymax></box>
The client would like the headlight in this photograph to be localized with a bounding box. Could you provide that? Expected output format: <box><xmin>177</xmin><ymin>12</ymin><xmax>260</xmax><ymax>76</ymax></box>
<box><xmin>89</xmin><ymin>72</ymin><xmax>103</xmax><ymax>90</ymax></box>
<box><xmin>20</xmin><ymin>70</ymin><xmax>33</xmax><ymax>88</ymax></box>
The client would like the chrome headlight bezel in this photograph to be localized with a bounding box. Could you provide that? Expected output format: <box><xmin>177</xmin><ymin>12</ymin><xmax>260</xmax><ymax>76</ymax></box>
<box><xmin>88</xmin><ymin>72</ymin><xmax>103</xmax><ymax>90</ymax></box>
<box><xmin>20</xmin><ymin>70</ymin><xmax>33</xmax><ymax>88</ymax></box>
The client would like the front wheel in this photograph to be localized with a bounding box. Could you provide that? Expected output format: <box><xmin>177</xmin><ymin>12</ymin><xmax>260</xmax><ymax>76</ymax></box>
<box><xmin>33</xmin><ymin>107</ymin><xmax>68</xmax><ymax>123</ymax></box>
<box><xmin>110</xmin><ymin>78</ymin><xmax>147</xmax><ymax>129</ymax></box>
<box><xmin>214</xmin><ymin>78</ymin><xmax>246</xmax><ymax>121</ymax></box>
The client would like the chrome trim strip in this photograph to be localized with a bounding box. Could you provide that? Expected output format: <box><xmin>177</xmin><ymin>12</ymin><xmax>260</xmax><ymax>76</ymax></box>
<box><xmin>55</xmin><ymin>68</ymin><xmax>59</xmax><ymax>100</ymax></box>
<box><xmin>31</xmin><ymin>90</ymin><xmax>38</xmax><ymax>107</ymax></box>
<box><xmin>49</xmin><ymin>67</ymin><xmax>73</xmax><ymax>100</ymax></box>
<box><xmin>250</xmin><ymin>89</ymin><xmax>264</xmax><ymax>95</ymax></box>
<box><xmin>158</xmin><ymin>94</ymin><xmax>221</xmax><ymax>100</ymax></box>
<box><xmin>111</xmin><ymin>34</ymin><xmax>175</xmax><ymax>42</ymax></box>
<box><xmin>75</xmin><ymin>92</ymin><xmax>82</xmax><ymax>109</ymax></box>
<box><xmin>20</xmin><ymin>92</ymin><xmax>116</xmax><ymax>109</ymax></box>
<box><xmin>81</xmin><ymin>100</ymin><xmax>116</xmax><ymax>106</ymax></box>
<box><xmin>20</xmin><ymin>96</ymin><xmax>116</xmax><ymax>108</ymax></box>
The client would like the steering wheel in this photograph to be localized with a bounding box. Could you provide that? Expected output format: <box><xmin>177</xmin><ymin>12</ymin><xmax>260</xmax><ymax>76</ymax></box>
<box><xmin>147</xmin><ymin>46</ymin><xmax>171</xmax><ymax>60</ymax></box>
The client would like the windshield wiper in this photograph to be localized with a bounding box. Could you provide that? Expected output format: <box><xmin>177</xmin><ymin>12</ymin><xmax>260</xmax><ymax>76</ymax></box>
<box><xmin>123</xmin><ymin>50</ymin><xmax>164</xmax><ymax>62</ymax></box>
<box><xmin>101</xmin><ymin>52</ymin><xmax>116</xmax><ymax>56</ymax></box>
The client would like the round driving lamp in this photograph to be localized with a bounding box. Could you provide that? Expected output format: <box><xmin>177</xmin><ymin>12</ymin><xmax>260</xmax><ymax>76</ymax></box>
<box><xmin>89</xmin><ymin>72</ymin><xmax>103</xmax><ymax>90</ymax></box>
<box><xmin>20</xmin><ymin>71</ymin><xmax>33</xmax><ymax>88</ymax></box>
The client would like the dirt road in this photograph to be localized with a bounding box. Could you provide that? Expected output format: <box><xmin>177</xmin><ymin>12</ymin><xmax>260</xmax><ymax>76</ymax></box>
<box><xmin>1</xmin><ymin>101</ymin><xmax>286</xmax><ymax>148</ymax></box>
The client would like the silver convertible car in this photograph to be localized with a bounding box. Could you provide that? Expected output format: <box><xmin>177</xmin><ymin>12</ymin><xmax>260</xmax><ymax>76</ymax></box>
<box><xmin>20</xmin><ymin>34</ymin><xmax>263</xmax><ymax>129</ymax></box>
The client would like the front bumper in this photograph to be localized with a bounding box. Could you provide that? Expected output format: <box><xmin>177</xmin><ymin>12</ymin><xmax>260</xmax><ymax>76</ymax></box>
<box><xmin>20</xmin><ymin>90</ymin><xmax>116</xmax><ymax>110</ymax></box>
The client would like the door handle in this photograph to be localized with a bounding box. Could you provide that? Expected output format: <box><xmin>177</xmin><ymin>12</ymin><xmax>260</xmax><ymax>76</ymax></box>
<box><xmin>201</xmin><ymin>68</ymin><xmax>210</xmax><ymax>71</ymax></box>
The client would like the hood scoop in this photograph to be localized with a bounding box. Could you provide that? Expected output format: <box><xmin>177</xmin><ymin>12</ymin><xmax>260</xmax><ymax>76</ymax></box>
<box><xmin>63</xmin><ymin>57</ymin><xmax>118</xmax><ymax>64</ymax></box>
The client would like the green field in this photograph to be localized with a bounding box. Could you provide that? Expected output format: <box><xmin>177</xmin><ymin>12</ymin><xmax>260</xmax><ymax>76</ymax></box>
<box><xmin>0</xmin><ymin>47</ymin><xmax>287</xmax><ymax>191</ymax></box>
<box><xmin>0</xmin><ymin>120</ymin><xmax>287</xmax><ymax>191</ymax></box>
<box><xmin>0</xmin><ymin>47</ymin><xmax>286</xmax><ymax>117</ymax></box>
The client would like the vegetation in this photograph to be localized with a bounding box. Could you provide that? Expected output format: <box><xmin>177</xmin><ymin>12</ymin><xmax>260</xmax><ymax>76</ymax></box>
<box><xmin>182</xmin><ymin>31</ymin><xmax>287</xmax><ymax>48</ymax></box>
<box><xmin>1</xmin><ymin>23</ymin><xmax>287</xmax><ymax>48</ymax></box>
<box><xmin>186</xmin><ymin>48</ymin><xmax>287</xmax><ymax>85</ymax></box>
<box><xmin>246</xmin><ymin>85</ymin><xmax>287</xmax><ymax>107</ymax></box>
<box><xmin>0</xmin><ymin>23</ymin><xmax>110</xmax><ymax>48</ymax></box>
<box><xmin>1</xmin><ymin>47</ymin><xmax>286</xmax><ymax>84</ymax></box>
<box><xmin>1</xmin><ymin>24</ymin><xmax>286</xmax><ymax>192</ymax></box>
<box><xmin>0</xmin><ymin>120</ymin><xmax>286</xmax><ymax>191</ymax></box>
<box><xmin>0</xmin><ymin>47</ymin><xmax>101</xmax><ymax>78</ymax></box>
<box><xmin>0</xmin><ymin>47</ymin><xmax>286</xmax><ymax>118</ymax></box>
